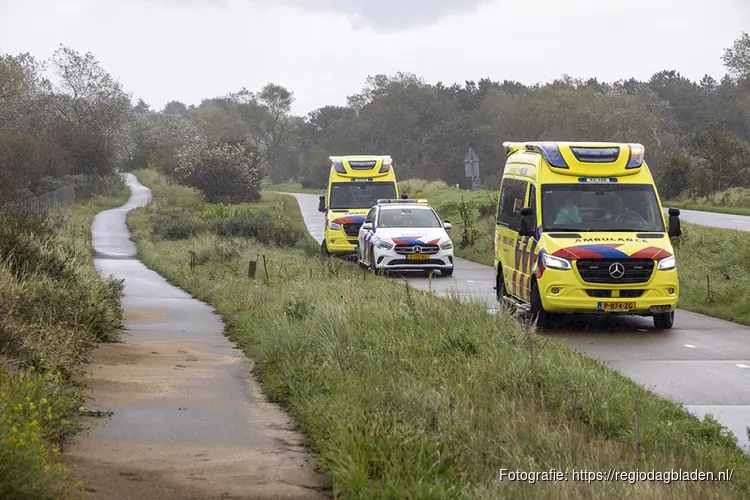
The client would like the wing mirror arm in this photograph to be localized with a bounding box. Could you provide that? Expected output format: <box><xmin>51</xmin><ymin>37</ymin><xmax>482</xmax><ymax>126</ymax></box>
<box><xmin>667</xmin><ymin>207</ymin><xmax>681</xmax><ymax>238</ymax></box>
<box><xmin>518</xmin><ymin>207</ymin><xmax>535</xmax><ymax>238</ymax></box>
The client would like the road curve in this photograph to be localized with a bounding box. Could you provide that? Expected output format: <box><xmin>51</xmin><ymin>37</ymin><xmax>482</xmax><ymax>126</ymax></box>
<box><xmin>65</xmin><ymin>175</ymin><xmax>325</xmax><ymax>499</ymax></box>
<box><xmin>290</xmin><ymin>191</ymin><xmax>750</xmax><ymax>453</ymax></box>
<box><xmin>664</xmin><ymin>206</ymin><xmax>750</xmax><ymax>232</ymax></box>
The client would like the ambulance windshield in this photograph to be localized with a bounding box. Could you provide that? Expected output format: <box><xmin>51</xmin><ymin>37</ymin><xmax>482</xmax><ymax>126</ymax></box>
<box><xmin>541</xmin><ymin>183</ymin><xmax>665</xmax><ymax>233</ymax></box>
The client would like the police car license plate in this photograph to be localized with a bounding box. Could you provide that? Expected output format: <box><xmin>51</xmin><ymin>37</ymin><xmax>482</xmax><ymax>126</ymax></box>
<box><xmin>406</xmin><ymin>254</ymin><xmax>430</xmax><ymax>260</ymax></box>
<box><xmin>598</xmin><ymin>301</ymin><xmax>635</xmax><ymax>312</ymax></box>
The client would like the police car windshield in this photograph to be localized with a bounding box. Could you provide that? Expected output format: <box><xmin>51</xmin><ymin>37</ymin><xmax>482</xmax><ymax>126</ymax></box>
<box><xmin>378</xmin><ymin>207</ymin><xmax>442</xmax><ymax>228</ymax></box>
<box><xmin>329</xmin><ymin>182</ymin><xmax>397</xmax><ymax>209</ymax></box>
<box><xmin>541</xmin><ymin>183</ymin><xmax>665</xmax><ymax>233</ymax></box>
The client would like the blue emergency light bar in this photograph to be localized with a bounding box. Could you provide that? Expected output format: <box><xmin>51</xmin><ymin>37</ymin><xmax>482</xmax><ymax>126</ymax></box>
<box><xmin>330</xmin><ymin>156</ymin><xmax>393</xmax><ymax>174</ymax></box>
<box><xmin>332</xmin><ymin>158</ymin><xmax>346</xmax><ymax>173</ymax></box>
<box><xmin>518</xmin><ymin>142</ymin><xmax>645</xmax><ymax>170</ymax></box>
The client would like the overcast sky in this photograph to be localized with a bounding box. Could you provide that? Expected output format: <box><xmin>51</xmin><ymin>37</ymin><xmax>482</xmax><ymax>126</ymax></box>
<box><xmin>1</xmin><ymin>0</ymin><xmax>748</xmax><ymax>116</ymax></box>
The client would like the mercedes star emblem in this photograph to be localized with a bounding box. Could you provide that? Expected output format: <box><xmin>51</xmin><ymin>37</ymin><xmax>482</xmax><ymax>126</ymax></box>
<box><xmin>413</xmin><ymin>246</ymin><xmax>422</xmax><ymax>254</ymax></box>
<box><xmin>609</xmin><ymin>262</ymin><xmax>625</xmax><ymax>279</ymax></box>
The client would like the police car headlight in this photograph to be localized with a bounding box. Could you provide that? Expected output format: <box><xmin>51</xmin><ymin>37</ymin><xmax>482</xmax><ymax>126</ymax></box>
<box><xmin>440</xmin><ymin>240</ymin><xmax>453</xmax><ymax>250</ymax></box>
<box><xmin>657</xmin><ymin>255</ymin><xmax>676</xmax><ymax>270</ymax></box>
<box><xmin>327</xmin><ymin>221</ymin><xmax>341</xmax><ymax>230</ymax></box>
<box><xmin>542</xmin><ymin>253</ymin><xmax>572</xmax><ymax>270</ymax></box>
<box><xmin>376</xmin><ymin>240</ymin><xmax>394</xmax><ymax>250</ymax></box>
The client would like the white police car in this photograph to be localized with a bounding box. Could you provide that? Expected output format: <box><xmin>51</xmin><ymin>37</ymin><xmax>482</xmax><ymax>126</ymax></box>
<box><xmin>357</xmin><ymin>199</ymin><xmax>455</xmax><ymax>276</ymax></box>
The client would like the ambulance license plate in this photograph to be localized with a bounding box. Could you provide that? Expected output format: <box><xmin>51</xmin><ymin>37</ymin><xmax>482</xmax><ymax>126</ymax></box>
<box><xmin>598</xmin><ymin>301</ymin><xmax>636</xmax><ymax>312</ymax></box>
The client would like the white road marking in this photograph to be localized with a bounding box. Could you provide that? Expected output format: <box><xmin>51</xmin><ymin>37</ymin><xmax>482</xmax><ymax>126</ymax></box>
<box><xmin>684</xmin><ymin>344</ymin><xmax>696</xmax><ymax>348</ymax></box>
<box><xmin>736</xmin><ymin>364</ymin><xmax>749</xmax><ymax>369</ymax></box>
<box><xmin>466</xmin><ymin>280</ymin><xmax>474</xmax><ymax>283</ymax></box>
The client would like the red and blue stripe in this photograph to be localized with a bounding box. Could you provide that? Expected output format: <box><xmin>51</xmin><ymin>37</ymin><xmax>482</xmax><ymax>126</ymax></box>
<box><xmin>391</xmin><ymin>237</ymin><xmax>441</xmax><ymax>246</ymax></box>
<box><xmin>331</xmin><ymin>215</ymin><xmax>366</xmax><ymax>224</ymax></box>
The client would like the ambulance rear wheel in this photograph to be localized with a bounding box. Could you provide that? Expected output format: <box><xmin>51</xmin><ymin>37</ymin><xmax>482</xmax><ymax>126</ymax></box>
<box><xmin>530</xmin><ymin>280</ymin><xmax>553</xmax><ymax>329</ymax></box>
<box><xmin>653</xmin><ymin>311</ymin><xmax>674</xmax><ymax>330</ymax></box>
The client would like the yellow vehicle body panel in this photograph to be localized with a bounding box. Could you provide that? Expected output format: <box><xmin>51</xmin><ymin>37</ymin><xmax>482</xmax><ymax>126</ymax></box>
<box><xmin>495</xmin><ymin>142</ymin><xmax>679</xmax><ymax>319</ymax></box>
<box><xmin>322</xmin><ymin>155</ymin><xmax>400</xmax><ymax>255</ymax></box>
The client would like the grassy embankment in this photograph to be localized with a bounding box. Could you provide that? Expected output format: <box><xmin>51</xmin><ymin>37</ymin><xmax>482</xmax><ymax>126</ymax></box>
<box><xmin>127</xmin><ymin>169</ymin><xmax>749</xmax><ymax>499</ymax></box>
<box><xmin>261</xmin><ymin>180</ymin><xmax>323</xmax><ymax>195</ymax></box>
<box><xmin>664</xmin><ymin>187</ymin><xmax>750</xmax><ymax>216</ymax></box>
<box><xmin>0</xmin><ymin>185</ymin><xmax>128</xmax><ymax>499</ymax></box>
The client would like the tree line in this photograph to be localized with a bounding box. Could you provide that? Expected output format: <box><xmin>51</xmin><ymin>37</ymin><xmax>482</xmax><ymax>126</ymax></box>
<box><xmin>2</xmin><ymin>33</ymin><xmax>749</xmax><ymax>204</ymax></box>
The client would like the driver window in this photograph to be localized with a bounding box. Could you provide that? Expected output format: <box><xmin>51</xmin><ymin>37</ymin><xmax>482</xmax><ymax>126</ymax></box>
<box><xmin>365</xmin><ymin>208</ymin><xmax>376</xmax><ymax>223</ymax></box>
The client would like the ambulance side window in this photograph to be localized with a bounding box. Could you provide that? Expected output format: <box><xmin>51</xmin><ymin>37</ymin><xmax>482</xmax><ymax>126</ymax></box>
<box><xmin>498</xmin><ymin>178</ymin><xmax>528</xmax><ymax>229</ymax></box>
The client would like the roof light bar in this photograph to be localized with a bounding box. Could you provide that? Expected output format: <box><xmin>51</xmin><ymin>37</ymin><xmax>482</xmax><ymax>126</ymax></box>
<box><xmin>570</xmin><ymin>146</ymin><xmax>620</xmax><ymax>163</ymax></box>
<box><xmin>626</xmin><ymin>143</ymin><xmax>645</xmax><ymax>169</ymax></box>
<box><xmin>332</xmin><ymin>158</ymin><xmax>346</xmax><ymax>173</ymax></box>
<box><xmin>533</xmin><ymin>142</ymin><xmax>569</xmax><ymax>169</ymax></box>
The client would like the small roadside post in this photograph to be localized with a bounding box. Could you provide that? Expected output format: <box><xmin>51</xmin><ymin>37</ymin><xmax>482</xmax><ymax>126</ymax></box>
<box><xmin>464</xmin><ymin>147</ymin><xmax>481</xmax><ymax>190</ymax></box>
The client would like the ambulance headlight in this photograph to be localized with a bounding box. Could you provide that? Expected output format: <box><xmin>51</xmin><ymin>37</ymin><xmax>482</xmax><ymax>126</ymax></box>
<box><xmin>542</xmin><ymin>253</ymin><xmax>572</xmax><ymax>270</ymax></box>
<box><xmin>657</xmin><ymin>255</ymin><xmax>676</xmax><ymax>270</ymax></box>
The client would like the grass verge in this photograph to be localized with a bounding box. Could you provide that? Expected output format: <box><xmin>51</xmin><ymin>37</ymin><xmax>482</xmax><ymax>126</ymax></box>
<box><xmin>664</xmin><ymin>200</ymin><xmax>750</xmax><ymax>217</ymax></box>
<box><xmin>127</xmin><ymin>169</ymin><xmax>750</xmax><ymax>499</ymax></box>
<box><xmin>664</xmin><ymin>187</ymin><xmax>750</xmax><ymax>216</ymax></box>
<box><xmin>0</xmin><ymin>186</ymin><xmax>126</xmax><ymax>499</ymax></box>
<box><xmin>263</xmin><ymin>181</ymin><xmax>324</xmax><ymax>195</ymax></box>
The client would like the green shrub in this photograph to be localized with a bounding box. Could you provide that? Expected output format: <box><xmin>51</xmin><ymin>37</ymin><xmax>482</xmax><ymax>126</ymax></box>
<box><xmin>0</xmin><ymin>194</ymin><xmax>124</xmax><ymax>500</ymax></box>
<box><xmin>0</xmin><ymin>211</ymin><xmax>83</xmax><ymax>282</ymax></box>
<box><xmin>174</xmin><ymin>142</ymin><xmax>263</xmax><ymax>204</ymax></box>
<box><xmin>211</xmin><ymin>210</ymin><xmax>305</xmax><ymax>247</ymax></box>
<box><xmin>32</xmin><ymin>173</ymin><xmax>126</xmax><ymax>201</ymax></box>
<box><xmin>0</xmin><ymin>366</ymin><xmax>83</xmax><ymax>500</ymax></box>
<box><xmin>151</xmin><ymin>210</ymin><xmax>205</xmax><ymax>240</ymax></box>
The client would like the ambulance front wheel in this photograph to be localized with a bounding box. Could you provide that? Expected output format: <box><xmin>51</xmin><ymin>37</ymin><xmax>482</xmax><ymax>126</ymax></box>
<box><xmin>653</xmin><ymin>311</ymin><xmax>674</xmax><ymax>330</ymax></box>
<box><xmin>530</xmin><ymin>280</ymin><xmax>553</xmax><ymax>329</ymax></box>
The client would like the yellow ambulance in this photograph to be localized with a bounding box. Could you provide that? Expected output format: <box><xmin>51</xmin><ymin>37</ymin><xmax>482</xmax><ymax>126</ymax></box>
<box><xmin>318</xmin><ymin>155</ymin><xmax>405</xmax><ymax>256</ymax></box>
<box><xmin>494</xmin><ymin>142</ymin><xmax>682</xmax><ymax>329</ymax></box>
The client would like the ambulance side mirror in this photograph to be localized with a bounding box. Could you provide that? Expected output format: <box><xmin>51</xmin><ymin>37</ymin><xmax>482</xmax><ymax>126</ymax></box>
<box><xmin>318</xmin><ymin>195</ymin><xmax>326</xmax><ymax>213</ymax></box>
<box><xmin>518</xmin><ymin>207</ymin><xmax>535</xmax><ymax>237</ymax></box>
<box><xmin>667</xmin><ymin>208</ymin><xmax>681</xmax><ymax>238</ymax></box>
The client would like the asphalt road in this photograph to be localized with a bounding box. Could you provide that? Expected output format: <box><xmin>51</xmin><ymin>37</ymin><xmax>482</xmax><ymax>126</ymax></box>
<box><xmin>664</xmin><ymin>206</ymin><xmax>750</xmax><ymax>232</ymax></box>
<box><xmin>290</xmin><ymin>192</ymin><xmax>750</xmax><ymax>453</ymax></box>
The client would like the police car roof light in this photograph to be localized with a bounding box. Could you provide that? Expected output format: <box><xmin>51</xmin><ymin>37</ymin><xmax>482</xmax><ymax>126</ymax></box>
<box><xmin>376</xmin><ymin>198</ymin><xmax>427</xmax><ymax>204</ymax></box>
